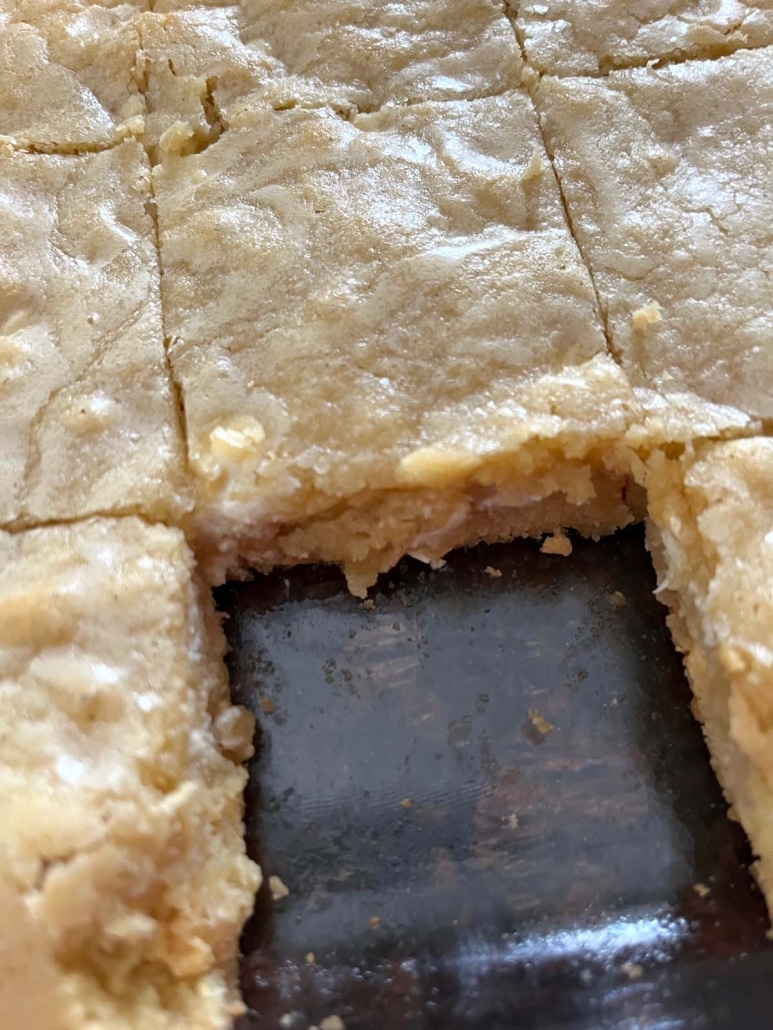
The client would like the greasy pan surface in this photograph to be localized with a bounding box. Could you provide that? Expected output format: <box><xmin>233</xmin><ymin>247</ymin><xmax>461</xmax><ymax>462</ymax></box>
<box><xmin>216</xmin><ymin>526</ymin><xmax>773</xmax><ymax>1029</ymax></box>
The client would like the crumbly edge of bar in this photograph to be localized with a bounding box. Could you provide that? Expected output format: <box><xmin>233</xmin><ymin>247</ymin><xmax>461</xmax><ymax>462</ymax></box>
<box><xmin>0</xmin><ymin>523</ymin><xmax>259</xmax><ymax>1030</ymax></box>
<box><xmin>645</xmin><ymin>504</ymin><xmax>773</xmax><ymax>916</ymax></box>
<box><xmin>190</xmin><ymin>438</ymin><xmax>639</xmax><ymax>596</ymax></box>
<box><xmin>52</xmin><ymin>965</ymin><xmax>241</xmax><ymax>1030</ymax></box>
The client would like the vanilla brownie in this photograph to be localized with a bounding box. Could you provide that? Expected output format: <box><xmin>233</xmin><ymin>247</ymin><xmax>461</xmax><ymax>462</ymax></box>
<box><xmin>0</xmin><ymin>0</ymin><xmax>148</xmax><ymax>151</ymax></box>
<box><xmin>516</xmin><ymin>0</ymin><xmax>773</xmax><ymax>76</ymax></box>
<box><xmin>644</xmin><ymin>439</ymin><xmax>773</xmax><ymax>915</ymax></box>
<box><xmin>148</xmin><ymin>0</ymin><xmax>522</xmax><ymax>111</ymax></box>
<box><xmin>0</xmin><ymin>140</ymin><xmax>188</xmax><ymax>528</ymax></box>
<box><xmin>154</xmin><ymin>93</ymin><xmax>637</xmax><ymax>593</ymax></box>
<box><xmin>0</xmin><ymin>517</ymin><xmax>259</xmax><ymax>1030</ymax></box>
<box><xmin>537</xmin><ymin>48</ymin><xmax>773</xmax><ymax>442</ymax></box>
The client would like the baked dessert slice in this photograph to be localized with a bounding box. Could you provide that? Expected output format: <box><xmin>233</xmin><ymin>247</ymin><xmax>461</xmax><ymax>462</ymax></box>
<box><xmin>154</xmin><ymin>91</ymin><xmax>638</xmax><ymax>594</ymax></box>
<box><xmin>149</xmin><ymin>0</ymin><xmax>523</xmax><ymax>111</ymax></box>
<box><xmin>536</xmin><ymin>48</ymin><xmax>773</xmax><ymax>443</ymax></box>
<box><xmin>644</xmin><ymin>439</ymin><xmax>773</xmax><ymax>915</ymax></box>
<box><xmin>515</xmin><ymin>0</ymin><xmax>773</xmax><ymax>76</ymax></box>
<box><xmin>0</xmin><ymin>517</ymin><xmax>259</xmax><ymax>1030</ymax></box>
<box><xmin>0</xmin><ymin>139</ymin><xmax>189</xmax><ymax>528</ymax></box>
<box><xmin>0</xmin><ymin>0</ymin><xmax>147</xmax><ymax>152</ymax></box>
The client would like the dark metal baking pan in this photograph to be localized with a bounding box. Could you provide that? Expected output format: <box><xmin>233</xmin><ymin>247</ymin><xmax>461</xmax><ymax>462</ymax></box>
<box><xmin>216</xmin><ymin>525</ymin><xmax>773</xmax><ymax>1029</ymax></box>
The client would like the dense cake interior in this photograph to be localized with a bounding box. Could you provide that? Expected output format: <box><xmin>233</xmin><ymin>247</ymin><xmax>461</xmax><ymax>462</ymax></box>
<box><xmin>644</xmin><ymin>441</ymin><xmax>773</xmax><ymax>902</ymax></box>
<box><xmin>0</xmin><ymin>523</ymin><xmax>260</xmax><ymax>1030</ymax></box>
<box><xmin>0</xmin><ymin>520</ymin><xmax>258</xmax><ymax>1030</ymax></box>
<box><xmin>1</xmin><ymin>2</ymin><xmax>772</xmax><ymax>1028</ymax></box>
<box><xmin>151</xmin><ymin>90</ymin><xmax>638</xmax><ymax>591</ymax></box>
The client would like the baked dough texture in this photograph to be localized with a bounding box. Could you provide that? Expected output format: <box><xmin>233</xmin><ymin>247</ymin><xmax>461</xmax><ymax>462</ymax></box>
<box><xmin>0</xmin><ymin>140</ymin><xmax>188</xmax><ymax>528</ymax></box>
<box><xmin>517</xmin><ymin>0</ymin><xmax>773</xmax><ymax>76</ymax></box>
<box><xmin>2</xmin><ymin>3</ymin><xmax>773</xmax><ymax>1024</ymax></box>
<box><xmin>0</xmin><ymin>517</ymin><xmax>259</xmax><ymax>1030</ymax></box>
<box><xmin>537</xmin><ymin>48</ymin><xmax>773</xmax><ymax>441</ymax></box>
<box><xmin>138</xmin><ymin>7</ymin><xmax>329</xmax><ymax>160</ymax></box>
<box><xmin>154</xmin><ymin>93</ymin><xmax>637</xmax><ymax>593</ymax></box>
<box><xmin>150</xmin><ymin>0</ymin><xmax>522</xmax><ymax>111</ymax></box>
<box><xmin>644</xmin><ymin>440</ymin><xmax>773</xmax><ymax>914</ymax></box>
<box><xmin>0</xmin><ymin>0</ymin><xmax>147</xmax><ymax>151</ymax></box>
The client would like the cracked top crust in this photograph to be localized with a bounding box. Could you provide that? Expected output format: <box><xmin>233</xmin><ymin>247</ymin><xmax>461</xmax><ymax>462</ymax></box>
<box><xmin>0</xmin><ymin>0</ymin><xmax>148</xmax><ymax>151</ymax></box>
<box><xmin>517</xmin><ymin>0</ymin><xmax>773</xmax><ymax>76</ymax></box>
<box><xmin>139</xmin><ymin>8</ymin><xmax>330</xmax><ymax>159</ymax></box>
<box><xmin>537</xmin><ymin>48</ymin><xmax>773</xmax><ymax>440</ymax></box>
<box><xmin>0</xmin><ymin>140</ymin><xmax>189</xmax><ymax>528</ymax></box>
<box><xmin>0</xmin><ymin>517</ymin><xmax>259</xmax><ymax>1030</ymax></box>
<box><xmin>154</xmin><ymin>93</ymin><xmax>634</xmax><ymax>577</ymax></box>
<box><xmin>150</xmin><ymin>0</ymin><xmax>522</xmax><ymax>111</ymax></box>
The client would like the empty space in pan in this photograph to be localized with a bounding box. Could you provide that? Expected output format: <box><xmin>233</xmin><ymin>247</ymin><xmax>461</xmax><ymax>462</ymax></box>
<box><xmin>216</xmin><ymin>526</ymin><xmax>773</xmax><ymax>1030</ymax></box>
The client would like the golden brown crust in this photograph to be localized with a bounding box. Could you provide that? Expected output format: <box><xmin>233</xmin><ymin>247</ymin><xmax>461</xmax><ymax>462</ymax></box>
<box><xmin>150</xmin><ymin>0</ymin><xmax>522</xmax><ymax>111</ymax></box>
<box><xmin>0</xmin><ymin>141</ymin><xmax>189</xmax><ymax>527</ymax></box>
<box><xmin>537</xmin><ymin>48</ymin><xmax>773</xmax><ymax>440</ymax></box>
<box><xmin>154</xmin><ymin>93</ymin><xmax>637</xmax><ymax>589</ymax></box>
<box><xmin>0</xmin><ymin>518</ymin><xmax>259</xmax><ymax>1030</ymax></box>
<box><xmin>2</xmin><ymin>3</ymin><xmax>773</xmax><ymax>1023</ymax></box>
<box><xmin>0</xmin><ymin>0</ymin><xmax>148</xmax><ymax>152</ymax></box>
<box><xmin>518</xmin><ymin>0</ymin><xmax>773</xmax><ymax>76</ymax></box>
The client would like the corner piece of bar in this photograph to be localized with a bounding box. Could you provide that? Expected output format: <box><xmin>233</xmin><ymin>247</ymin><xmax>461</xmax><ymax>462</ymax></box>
<box><xmin>537</xmin><ymin>48</ymin><xmax>773</xmax><ymax>445</ymax></box>
<box><xmin>643</xmin><ymin>438</ymin><xmax>773</xmax><ymax>915</ymax></box>
<box><xmin>0</xmin><ymin>516</ymin><xmax>259</xmax><ymax>1030</ymax></box>
<box><xmin>154</xmin><ymin>91</ymin><xmax>638</xmax><ymax>594</ymax></box>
